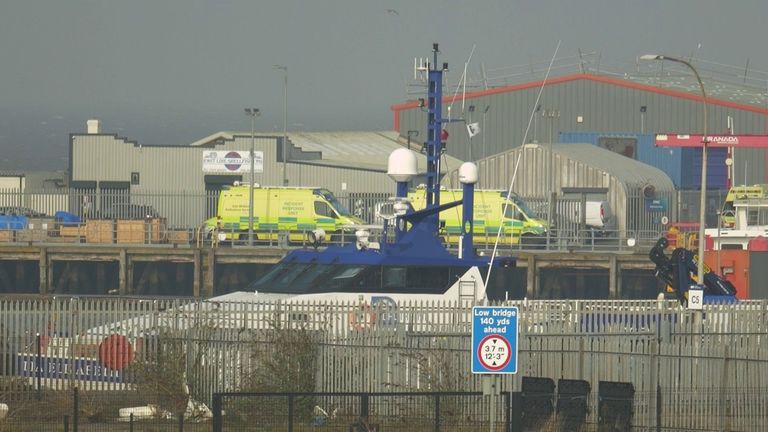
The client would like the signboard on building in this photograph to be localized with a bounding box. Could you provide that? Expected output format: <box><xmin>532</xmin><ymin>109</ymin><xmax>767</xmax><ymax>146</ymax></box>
<box><xmin>655</xmin><ymin>134</ymin><xmax>768</xmax><ymax>148</ymax></box>
<box><xmin>645</xmin><ymin>198</ymin><xmax>668</xmax><ymax>212</ymax></box>
<box><xmin>202</xmin><ymin>150</ymin><xmax>263</xmax><ymax>174</ymax></box>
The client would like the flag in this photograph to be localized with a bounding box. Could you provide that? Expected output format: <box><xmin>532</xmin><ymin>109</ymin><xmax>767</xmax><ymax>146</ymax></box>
<box><xmin>466</xmin><ymin>122</ymin><xmax>480</xmax><ymax>138</ymax></box>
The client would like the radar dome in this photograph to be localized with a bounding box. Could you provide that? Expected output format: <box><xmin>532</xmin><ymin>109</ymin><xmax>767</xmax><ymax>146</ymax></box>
<box><xmin>458</xmin><ymin>162</ymin><xmax>478</xmax><ymax>184</ymax></box>
<box><xmin>387</xmin><ymin>149</ymin><xmax>418</xmax><ymax>182</ymax></box>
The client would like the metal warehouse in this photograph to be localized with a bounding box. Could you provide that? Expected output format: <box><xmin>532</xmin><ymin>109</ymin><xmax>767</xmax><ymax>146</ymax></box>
<box><xmin>445</xmin><ymin>143</ymin><xmax>676</xmax><ymax>234</ymax></box>
<box><xmin>393</xmin><ymin>58</ymin><xmax>768</xmax><ymax>186</ymax></box>
<box><xmin>68</xmin><ymin>123</ymin><xmax>460</xmax><ymax>227</ymax></box>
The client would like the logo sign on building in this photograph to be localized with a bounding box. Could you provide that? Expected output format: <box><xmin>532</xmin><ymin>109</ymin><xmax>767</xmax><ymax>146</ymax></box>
<box><xmin>202</xmin><ymin>150</ymin><xmax>263</xmax><ymax>174</ymax></box>
<box><xmin>645</xmin><ymin>198</ymin><xmax>668</xmax><ymax>212</ymax></box>
<box><xmin>655</xmin><ymin>134</ymin><xmax>768</xmax><ymax>148</ymax></box>
<box><xmin>471</xmin><ymin>306</ymin><xmax>519</xmax><ymax>374</ymax></box>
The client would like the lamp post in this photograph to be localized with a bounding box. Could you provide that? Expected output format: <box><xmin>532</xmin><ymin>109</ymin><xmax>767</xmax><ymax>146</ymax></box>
<box><xmin>545</xmin><ymin>109</ymin><xmax>560</xmax><ymax>248</ymax></box>
<box><xmin>641</xmin><ymin>54</ymin><xmax>709</xmax><ymax>284</ymax></box>
<box><xmin>274</xmin><ymin>65</ymin><xmax>288</xmax><ymax>185</ymax></box>
<box><xmin>244</xmin><ymin>108</ymin><xmax>261</xmax><ymax>246</ymax></box>
<box><xmin>482</xmin><ymin>105</ymin><xmax>490</xmax><ymax>159</ymax></box>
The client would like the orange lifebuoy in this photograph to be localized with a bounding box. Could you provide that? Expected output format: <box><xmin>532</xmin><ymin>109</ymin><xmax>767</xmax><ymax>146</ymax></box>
<box><xmin>348</xmin><ymin>303</ymin><xmax>377</xmax><ymax>331</ymax></box>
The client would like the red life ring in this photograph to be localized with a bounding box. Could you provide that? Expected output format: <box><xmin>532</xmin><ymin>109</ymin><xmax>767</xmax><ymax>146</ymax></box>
<box><xmin>348</xmin><ymin>304</ymin><xmax>377</xmax><ymax>331</ymax></box>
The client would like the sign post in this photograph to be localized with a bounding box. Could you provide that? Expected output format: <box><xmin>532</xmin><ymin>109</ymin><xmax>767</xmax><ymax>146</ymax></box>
<box><xmin>472</xmin><ymin>306</ymin><xmax>519</xmax><ymax>432</ymax></box>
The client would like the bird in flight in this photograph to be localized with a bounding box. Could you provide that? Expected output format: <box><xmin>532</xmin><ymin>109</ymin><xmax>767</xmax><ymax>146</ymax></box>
<box><xmin>386</xmin><ymin>8</ymin><xmax>399</xmax><ymax>15</ymax></box>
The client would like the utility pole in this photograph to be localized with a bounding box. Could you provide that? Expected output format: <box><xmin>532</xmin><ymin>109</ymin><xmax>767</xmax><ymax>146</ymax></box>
<box><xmin>244</xmin><ymin>108</ymin><xmax>261</xmax><ymax>246</ymax></box>
<box><xmin>274</xmin><ymin>65</ymin><xmax>288</xmax><ymax>185</ymax></box>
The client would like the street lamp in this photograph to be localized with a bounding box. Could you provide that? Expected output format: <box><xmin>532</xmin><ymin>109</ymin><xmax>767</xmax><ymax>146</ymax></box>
<box><xmin>244</xmin><ymin>107</ymin><xmax>261</xmax><ymax>246</ymax></box>
<box><xmin>274</xmin><ymin>65</ymin><xmax>288</xmax><ymax>185</ymax></box>
<box><xmin>641</xmin><ymin>54</ymin><xmax>709</xmax><ymax>284</ymax></box>
<box><xmin>544</xmin><ymin>109</ymin><xmax>560</xmax><ymax>248</ymax></box>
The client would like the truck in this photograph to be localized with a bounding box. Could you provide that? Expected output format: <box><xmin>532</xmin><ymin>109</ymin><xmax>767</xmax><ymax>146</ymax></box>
<box><xmin>557</xmin><ymin>199</ymin><xmax>613</xmax><ymax>235</ymax></box>
<box><xmin>406</xmin><ymin>187</ymin><xmax>548</xmax><ymax>246</ymax></box>
<box><xmin>203</xmin><ymin>184</ymin><xmax>365</xmax><ymax>243</ymax></box>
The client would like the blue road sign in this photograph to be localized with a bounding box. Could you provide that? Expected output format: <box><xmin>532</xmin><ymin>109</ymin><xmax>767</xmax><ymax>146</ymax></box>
<box><xmin>471</xmin><ymin>306</ymin><xmax>519</xmax><ymax>374</ymax></box>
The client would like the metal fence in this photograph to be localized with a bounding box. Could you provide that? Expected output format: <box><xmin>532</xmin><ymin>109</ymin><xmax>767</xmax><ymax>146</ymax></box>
<box><xmin>0</xmin><ymin>297</ymin><xmax>765</xmax><ymax>430</ymax></box>
<box><xmin>212</xmin><ymin>391</ymin><xmax>511</xmax><ymax>432</ymax></box>
<box><xmin>0</xmin><ymin>188</ymin><xmax>668</xmax><ymax>253</ymax></box>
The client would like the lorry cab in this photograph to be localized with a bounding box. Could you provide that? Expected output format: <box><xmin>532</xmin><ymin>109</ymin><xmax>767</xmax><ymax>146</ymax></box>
<box><xmin>204</xmin><ymin>184</ymin><xmax>364</xmax><ymax>243</ymax></box>
<box><xmin>406</xmin><ymin>187</ymin><xmax>548</xmax><ymax>246</ymax></box>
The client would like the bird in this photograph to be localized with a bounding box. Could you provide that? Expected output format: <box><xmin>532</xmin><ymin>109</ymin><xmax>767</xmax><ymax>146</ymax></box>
<box><xmin>386</xmin><ymin>8</ymin><xmax>399</xmax><ymax>15</ymax></box>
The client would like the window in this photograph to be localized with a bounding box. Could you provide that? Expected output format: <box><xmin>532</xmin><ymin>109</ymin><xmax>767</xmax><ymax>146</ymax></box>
<box><xmin>598</xmin><ymin>137</ymin><xmax>637</xmax><ymax>159</ymax></box>
<box><xmin>504</xmin><ymin>204</ymin><xmax>523</xmax><ymax>220</ymax></box>
<box><xmin>314</xmin><ymin>201</ymin><xmax>337</xmax><ymax>218</ymax></box>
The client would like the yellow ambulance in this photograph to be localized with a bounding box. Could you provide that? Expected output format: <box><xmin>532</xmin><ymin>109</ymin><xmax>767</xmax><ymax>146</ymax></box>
<box><xmin>406</xmin><ymin>187</ymin><xmax>548</xmax><ymax>245</ymax></box>
<box><xmin>204</xmin><ymin>184</ymin><xmax>365</xmax><ymax>242</ymax></box>
<box><xmin>721</xmin><ymin>184</ymin><xmax>768</xmax><ymax>228</ymax></box>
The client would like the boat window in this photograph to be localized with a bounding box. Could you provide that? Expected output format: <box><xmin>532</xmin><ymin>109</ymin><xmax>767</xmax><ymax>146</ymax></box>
<box><xmin>383</xmin><ymin>267</ymin><xmax>406</xmax><ymax>289</ymax></box>
<box><xmin>332</xmin><ymin>266</ymin><xmax>365</xmax><ymax>280</ymax></box>
<box><xmin>748</xmin><ymin>209</ymin><xmax>759</xmax><ymax>226</ymax></box>
<box><xmin>275</xmin><ymin>263</ymin><xmax>312</xmax><ymax>285</ymax></box>
<box><xmin>252</xmin><ymin>262</ymin><xmax>293</xmax><ymax>286</ymax></box>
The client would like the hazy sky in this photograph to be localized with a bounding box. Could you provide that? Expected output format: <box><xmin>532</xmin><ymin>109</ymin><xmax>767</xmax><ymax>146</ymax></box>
<box><xmin>1</xmin><ymin>0</ymin><xmax>767</xmax><ymax>171</ymax></box>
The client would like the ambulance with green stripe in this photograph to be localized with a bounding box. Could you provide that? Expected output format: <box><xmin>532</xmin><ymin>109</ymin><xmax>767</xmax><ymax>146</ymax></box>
<box><xmin>204</xmin><ymin>184</ymin><xmax>364</xmax><ymax>242</ymax></box>
<box><xmin>407</xmin><ymin>187</ymin><xmax>548</xmax><ymax>245</ymax></box>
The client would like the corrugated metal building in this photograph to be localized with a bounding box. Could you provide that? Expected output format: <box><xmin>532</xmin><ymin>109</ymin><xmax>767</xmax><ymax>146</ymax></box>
<box><xmin>393</xmin><ymin>72</ymin><xmax>768</xmax><ymax>185</ymax></box>
<box><xmin>444</xmin><ymin>143</ymin><xmax>676</xmax><ymax>234</ymax></box>
<box><xmin>68</xmin><ymin>124</ymin><xmax>461</xmax><ymax>226</ymax></box>
<box><xmin>559</xmin><ymin>132</ymin><xmax>729</xmax><ymax>190</ymax></box>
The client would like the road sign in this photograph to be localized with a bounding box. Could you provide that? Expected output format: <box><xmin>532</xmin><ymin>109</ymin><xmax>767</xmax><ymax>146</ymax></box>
<box><xmin>688</xmin><ymin>287</ymin><xmax>704</xmax><ymax>310</ymax></box>
<box><xmin>472</xmin><ymin>306</ymin><xmax>519</xmax><ymax>374</ymax></box>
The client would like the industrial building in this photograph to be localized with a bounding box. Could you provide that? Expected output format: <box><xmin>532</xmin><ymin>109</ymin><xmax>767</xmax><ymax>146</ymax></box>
<box><xmin>47</xmin><ymin>57</ymin><xmax>768</xmax><ymax>233</ymax></box>
<box><xmin>394</xmin><ymin>61</ymin><xmax>768</xmax><ymax>212</ymax></box>
<box><xmin>445</xmin><ymin>143</ymin><xmax>676</xmax><ymax>234</ymax></box>
<box><xmin>68</xmin><ymin>121</ymin><xmax>460</xmax><ymax>227</ymax></box>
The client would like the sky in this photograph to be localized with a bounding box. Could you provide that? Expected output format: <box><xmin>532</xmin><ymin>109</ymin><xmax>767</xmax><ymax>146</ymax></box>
<box><xmin>1</xmin><ymin>0</ymin><xmax>767</xmax><ymax>172</ymax></box>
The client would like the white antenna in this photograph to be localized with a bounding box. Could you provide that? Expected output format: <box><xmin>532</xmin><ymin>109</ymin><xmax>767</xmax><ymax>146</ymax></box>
<box><xmin>446</xmin><ymin>45</ymin><xmax>476</xmax><ymax>117</ymax></box>
<box><xmin>414</xmin><ymin>57</ymin><xmax>429</xmax><ymax>82</ymax></box>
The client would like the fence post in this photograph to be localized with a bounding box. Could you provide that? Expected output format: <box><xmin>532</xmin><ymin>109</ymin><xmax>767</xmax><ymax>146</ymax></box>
<box><xmin>63</xmin><ymin>415</ymin><xmax>69</xmax><ymax>432</ymax></box>
<box><xmin>178</xmin><ymin>412</ymin><xmax>184</xmax><ymax>432</ymax></box>
<box><xmin>510</xmin><ymin>392</ymin><xmax>522</xmax><ymax>432</ymax></box>
<box><xmin>212</xmin><ymin>394</ymin><xmax>222</xmax><ymax>432</ymax></box>
<box><xmin>656</xmin><ymin>384</ymin><xmax>662</xmax><ymax>432</ymax></box>
<box><xmin>502</xmin><ymin>392</ymin><xmax>511</xmax><ymax>432</ymax></box>
<box><xmin>434</xmin><ymin>394</ymin><xmax>440</xmax><ymax>432</ymax></box>
<box><xmin>73</xmin><ymin>386</ymin><xmax>79</xmax><ymax>432</ymax></box>
<box><xmin>129</xmin><ymin>412</ymin><xmax>134</xmax><ymax>432</ymax></box>
<box><xmin>288</xmin><ymin>395</ymin><xmax>295</xmax><ymax>432</ymax></box>
<box><xmin>649</xmin><ymin>338</ymin><xmax>658</xmax><ymax>431</ymax></box>
<box><xmin>359</xmin><ymin>393</ymin><xmax>369</xmax><ymax>416</ymax></box>
<box><xmin>36</xmin><ymin>333</ymin><xmax>41</xmax><ymax>401</ymax></box>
